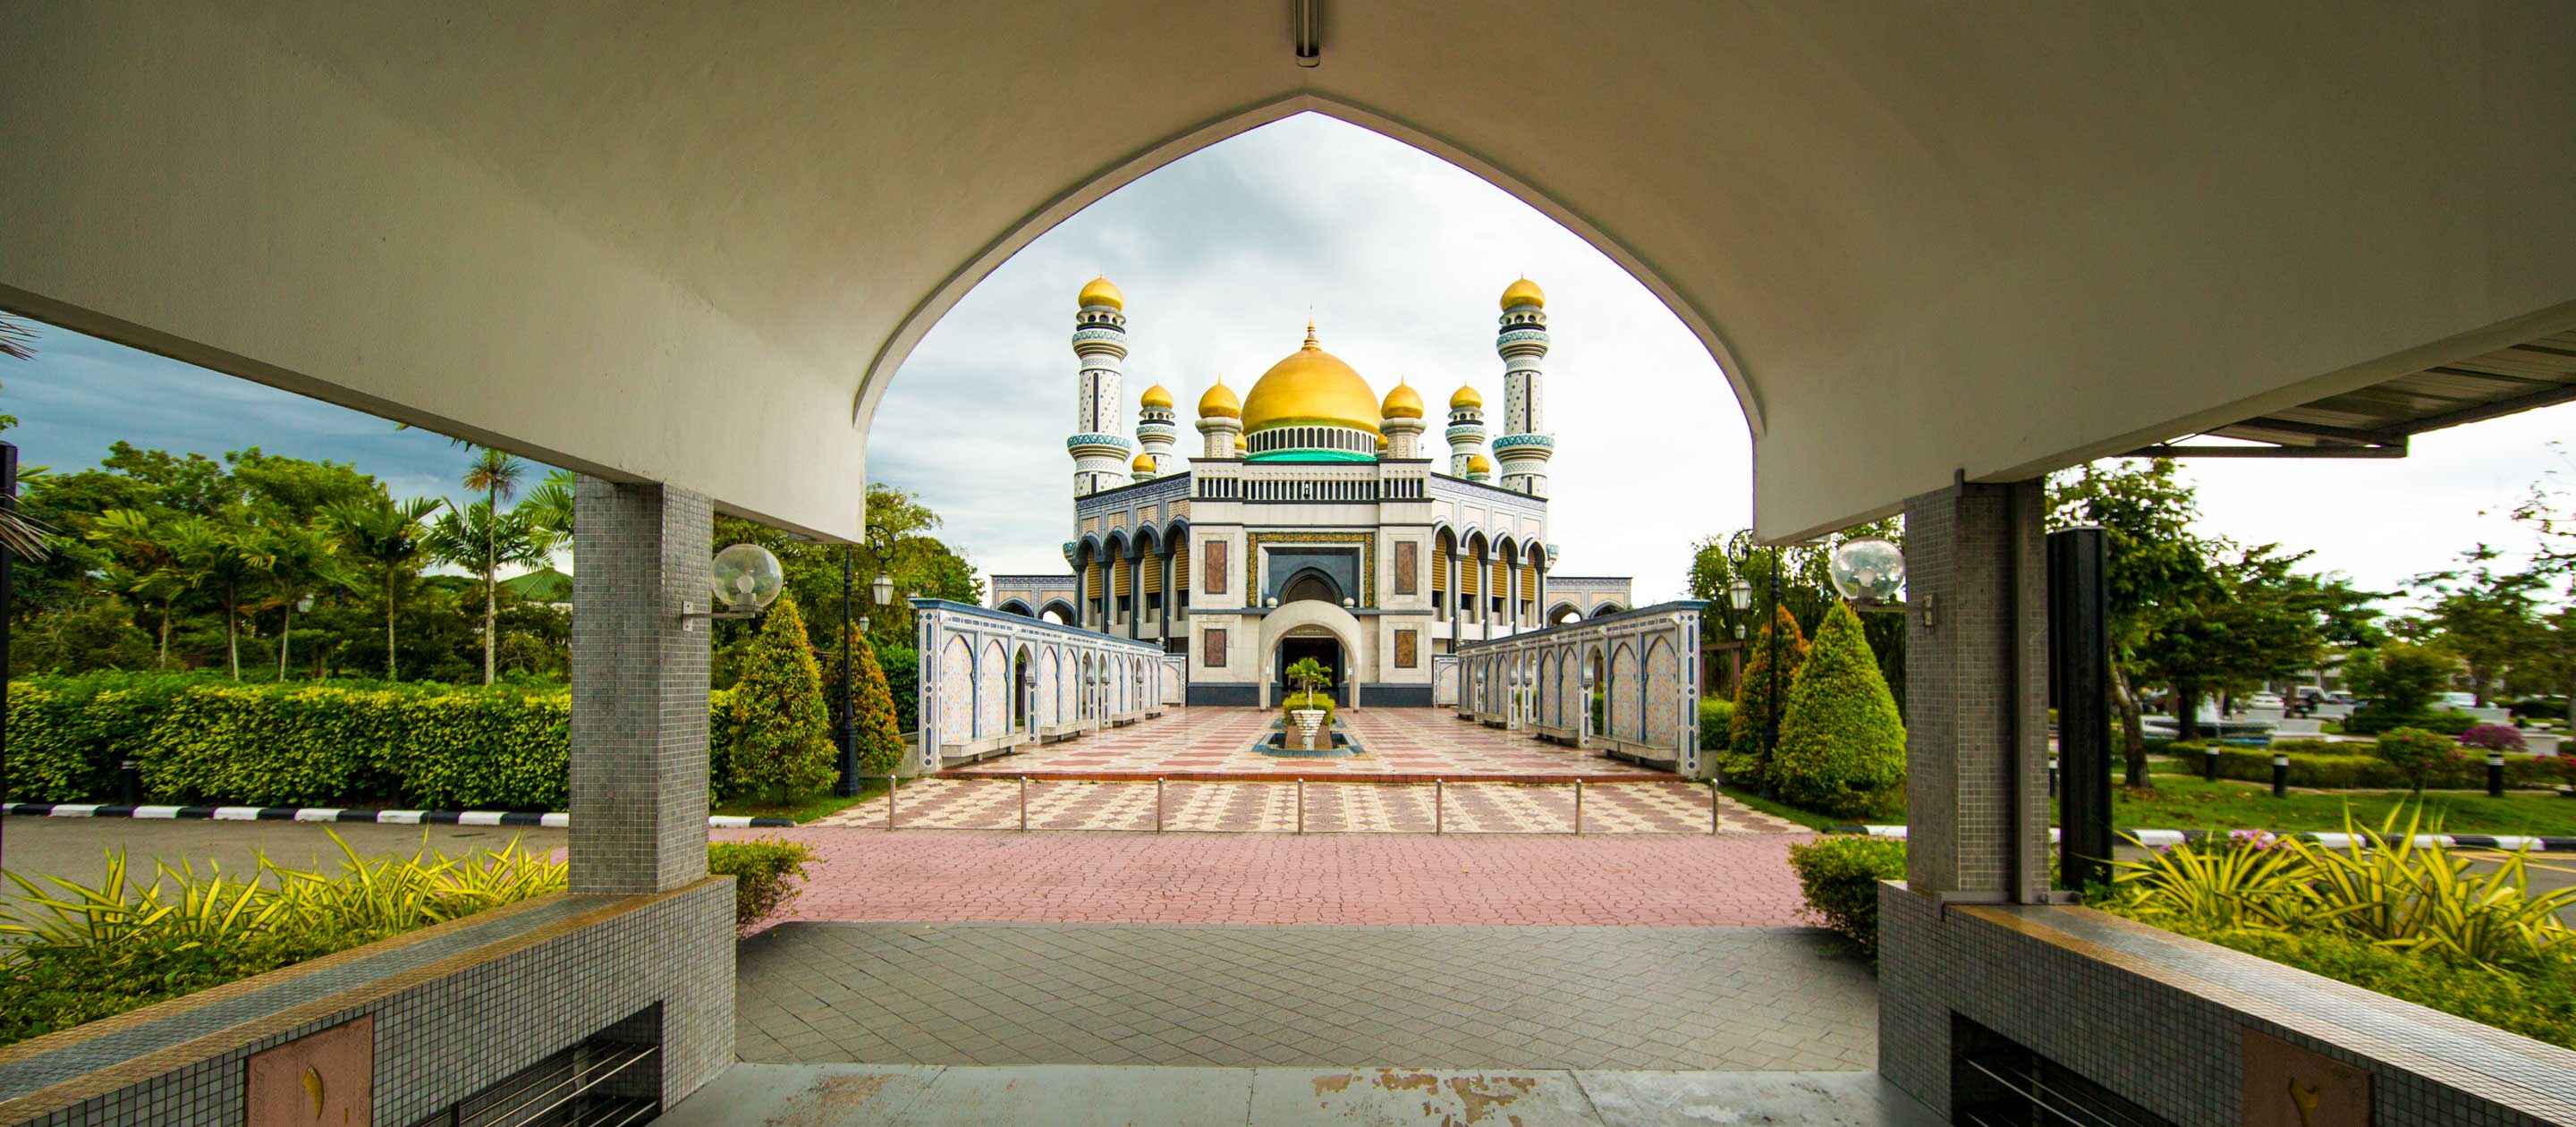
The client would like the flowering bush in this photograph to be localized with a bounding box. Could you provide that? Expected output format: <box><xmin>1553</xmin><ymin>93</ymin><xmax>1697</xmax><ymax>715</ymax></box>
<box><xmin>2372</xmin><ymin>727</ymin><xmax>2462</xmax><ymax>796</ymax></box>
<box><xmin>2460</xmin><ymin>724</ymin><xmax>2527</xmax><ymax>753</ymax></box>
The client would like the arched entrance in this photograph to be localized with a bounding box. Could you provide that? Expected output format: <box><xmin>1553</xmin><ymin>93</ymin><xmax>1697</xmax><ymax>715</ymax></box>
<box><xmin>1275</xmin><ymin>629</ymin><xmax>1343</xmax><ymax>707</ymax></box>
<box><xmin>1255</xmin><ymin>598</ymin><xmax>1368</xmax><ymax>709</ymax></box>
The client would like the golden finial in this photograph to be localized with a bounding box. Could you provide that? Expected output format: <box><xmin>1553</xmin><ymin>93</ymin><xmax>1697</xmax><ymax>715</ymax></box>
<box><xmin>1303</xmin><ymin>316</ymin><xmax>1319</xmax><ymax>350</ymax></box>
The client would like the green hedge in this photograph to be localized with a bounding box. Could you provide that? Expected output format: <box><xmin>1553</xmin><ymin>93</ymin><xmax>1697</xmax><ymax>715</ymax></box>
<box><xmin>8</xmin><ymin>674</ymin><xmax>822</xmax><ymax>810</ymax></box>
<box><xmin>707</xmin><ymin>836</ymin><xmax>817</xmax><ymax>934</ymax></box>
<box><xmin>1786</xmin><ymin>835</ymin><xmax>1908</xmax><ymax>959</ymax></box>
<box><xmin>1697</xmin><ymin>697</ymin><xmax>1733</xmax><ymax>752</ymax></box>
<box><xmin>2200</xmin><ymin>744</ymin><xmax>2576</xmax><ymax>792</ymax></box>
<box><xmin>2133</xmin><ymin>919</ymin><xmax>2575</xmax><ymax>1050</ymax></box>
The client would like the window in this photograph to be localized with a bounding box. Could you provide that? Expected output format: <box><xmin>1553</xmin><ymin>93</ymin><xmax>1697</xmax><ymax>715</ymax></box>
<box><xmin>1204</xmin><ymin>629</ymin><xmax>1227</xmax><ymax>667</ymax></box>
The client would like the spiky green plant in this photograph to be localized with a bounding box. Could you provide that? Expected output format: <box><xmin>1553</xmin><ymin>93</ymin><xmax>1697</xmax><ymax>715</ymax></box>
<box><xmin>2283</xmin><ymin>807</ymin><xmax>2576</xmax><ymax>966</ymax></box>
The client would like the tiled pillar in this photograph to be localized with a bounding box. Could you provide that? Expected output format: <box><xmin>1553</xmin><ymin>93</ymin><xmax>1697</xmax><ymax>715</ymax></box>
<box><xmin>1898</xmin><ymin>479</ymin><xmax>2050</xmax><ymax>902</ymax></box>
<box><xmin>570</xmin><ymin>476</ymin><xmax>712</xmax><ymax>896</ymax></box>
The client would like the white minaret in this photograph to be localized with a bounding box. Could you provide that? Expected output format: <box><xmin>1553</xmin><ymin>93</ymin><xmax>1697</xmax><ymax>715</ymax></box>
<box><xmin>1196</xmin><ymin>377</ymin><xmax>1243</xmax><ymax>459</ymax></box>
<box><xmin>1136</xmin><ymin>383</ymin><xmax>1179</xmax><ymax>477</ymax></box>
<box><xmin>1493</xmin><ymin>277</ymin><xmax>1555</xmax><ymax>496</ymax></box>
<box><xmin>1067</xmin><ymin>275</ymin><xmax>1134</xmax><ymax>496</ymax></box>
<box><xmin>1445</xmin><ymin>383</ymin><xmax>1487</xmax><ymax>478</ymax></box>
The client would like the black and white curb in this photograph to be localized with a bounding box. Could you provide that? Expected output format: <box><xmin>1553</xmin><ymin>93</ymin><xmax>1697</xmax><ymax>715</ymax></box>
<box><xmin>3</xmin><ymin>802</ymin><xmax>793</xmax><ymax>829</ymax></box>
<box><xmin>1827</xmin><ymin>824</ymin><xmax>2576</xmax><ymax>852</ymax></box>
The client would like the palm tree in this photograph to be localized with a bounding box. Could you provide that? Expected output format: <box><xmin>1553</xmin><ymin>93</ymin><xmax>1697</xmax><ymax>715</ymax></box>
<box><xmin>322</xmin><ymin>495</ymin><xmax>445</xmax><ymax>680</ymax></box>
<box><xmin>258</xmin><ymin>522</ymin><xmax>356</xmax><ymax>679</ymax></box>
<box><xmin>88</xmin><ymin>508</ymin><xmax>186</xmax><ymax>666</ymax></box>
<box><xmin>522</xmin><ymin>469</ymin><xmax>575</xmax><ymax>543</ymax></box>
<box><xmin>426</xmin><ymin>501</ymin><xmax>558</xmax><ymax>685</ymax></box>
<box><xmin>165</xmin><ymin>517</ymin><xmax>275</xmax><ymax>679</ymax></box>
<box><xmin>457</xmin><ymin>448</ymin><xmax>526</xmax><ymax>685</ymax></box>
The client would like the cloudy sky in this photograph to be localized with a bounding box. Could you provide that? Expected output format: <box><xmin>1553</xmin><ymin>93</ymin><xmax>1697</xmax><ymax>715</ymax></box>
<box><xmin>4</xmin><ymin>112</ymin><xmax>2569</xmax><ymax>605</ymax></box>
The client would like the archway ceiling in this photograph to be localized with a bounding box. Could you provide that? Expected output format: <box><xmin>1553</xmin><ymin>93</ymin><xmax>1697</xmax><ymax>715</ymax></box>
<box><xmin>3</xmin><ymin>3</ymin><xmax>2571</xmax><ymax>540</ymax></box>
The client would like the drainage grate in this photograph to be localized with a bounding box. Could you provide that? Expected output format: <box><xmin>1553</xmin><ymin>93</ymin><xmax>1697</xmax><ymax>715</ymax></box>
<box><xmin>413</xmin><ymin>1006</ymin><xmax>661</xmax><ymax>1127</ymax></box>
<box><xmin>1951</xmin><ymin>1014</ymin><xmax>2174</xmax><ymax>1127</ymax></box>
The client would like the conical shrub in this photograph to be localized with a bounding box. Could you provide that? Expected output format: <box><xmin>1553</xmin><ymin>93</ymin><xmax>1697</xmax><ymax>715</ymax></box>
<box><xmin>1725</xmin><ymin>605</ymin><xmax>1809</xmax><ymax>786</ymax></box>
<box><xmin>1772</xmin><ymin>601</ymin><xmax>1907</xmax><ymax>818</ymax></box>
<box><xmin>725</xmin><ymin>594</ymin><xmax>833</xmax><ymax>805</ymax></box>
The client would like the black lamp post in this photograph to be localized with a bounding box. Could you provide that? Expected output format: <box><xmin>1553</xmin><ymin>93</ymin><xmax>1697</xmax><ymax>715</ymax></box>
<box><xmin>1762</xmin><ymin>548</ymin><xmax>1782</xmax><ymax>801</ymax></box>
<box><xmin>835</xmin><ymin>523</ymin><xmax>902</xmax><ymax>797</ymax></box>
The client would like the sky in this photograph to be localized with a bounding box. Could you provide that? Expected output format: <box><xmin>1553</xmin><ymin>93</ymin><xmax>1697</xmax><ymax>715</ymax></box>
<box><xmin>4</xmin><ymin>111</ymin><xmax>2570</xmax><ymax>606</ymax></box>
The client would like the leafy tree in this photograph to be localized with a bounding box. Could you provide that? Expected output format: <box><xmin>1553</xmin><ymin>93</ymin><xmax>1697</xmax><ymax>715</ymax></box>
<box><xmin>426</xmin><ymin>500</ymin><xmax>556</xmax><ymax>685</ymax></box>
<box><xmin>258</xmin><ymin>522</ymin><xmax>357</xmax><ymax>678</ymax></box>
<box><xmin>85</xmin><ymin>508</ymin><xmax>188</xmax><ymax>665</ymax></box>
<box><xmin>323</xmin><ymin>496</ymin><xmax>446</xmax><ymax>679</ymax></box>
<box><xmin>2372</xmin><ymin>728</ymin><xmax>2461</xmax><ymax>797</ymax></box>
<box><xmin>724</xmin><ymin>595</ymin><xmax>834</xmax><ymax>804</ymax></box>
<box><xmin>826</xmin><ymin>624</ymin><xmax>906</xmax><ymax>775</ymax></box>
<box><xmin>707</xmin><ymin>484</ymin><xmax>983</xmax><ymax>660</ymax></box>
<box><xmin>164</xmin><ymin>516</ymin><xmax>275</xmax><ymax>678</ymax></box>
<box><xmin>2513</xmin><ymin>605</ymin><xmax>2576</xmax><ymax>728</ymax></box>
<box><xmin>2134</xmin><ymin>543</ymin><xmax>2335</xmax><ymax>742</ymax></box>
<box><xmin>1772</xmin><ymin>601</ymin><xmax>1908</xmax><ymax>817</ymax></box>
<box><xmin>521</xmin><ymin>470</ymin><xmax>575</xmax><ymax>542</ymax></box>
<box><xmin>10</xmin><ymin>595</ymin><xmax>155</xmax><ymax>675</ymax></box>
<box><xmin>2049</xmin><ymin>458</ymin><xmax>2212</xmax><ymax>781</ymax></box>
<box><xmin>2412</xmin><ymin>549</ymin><xmax>2540</xmax><ymax>706</ymax></box>
<box><xmin>2342</xmin><ymin>643</ymin><xmax>2452</xmax><ymax>730</ymax></box>
<box><xmin>1726</xmin><ymin>605</ymin><xmax>1809</xmax><ymax>787</ymax></box>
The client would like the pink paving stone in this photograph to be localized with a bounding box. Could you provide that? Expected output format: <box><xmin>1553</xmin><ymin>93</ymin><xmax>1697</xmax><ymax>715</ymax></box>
<box><xmin>945</xmin><ymin>705</ymin><xmax>1672</xmax><ymax>782</ymax></box>
<box><xmin>716</xmin><ymin>826</ymin><xmax>1816</xmax><ymax>929</ymax></box>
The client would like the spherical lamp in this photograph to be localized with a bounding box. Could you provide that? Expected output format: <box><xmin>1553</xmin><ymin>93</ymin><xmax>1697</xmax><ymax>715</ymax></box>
<box><xmin>1828</xmin><ymin>538</ymin><xmax>1906</xmax><ymax>605</ymax></box>
<box><xmin>709</xmin><ymin>544</ymin><xmax>785</xmax><ymax>612</ymax></box>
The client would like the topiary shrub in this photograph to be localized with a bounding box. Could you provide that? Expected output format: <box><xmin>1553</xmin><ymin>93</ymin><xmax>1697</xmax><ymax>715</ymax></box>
<box><xmin>1771</xmin><ymin>602</ymin><xmax>1907</xmax><ymax>818</ymax></box>
<box><xmin>1283</xmin><ymin>691</ymin><xmax>1335</xmax><ymax>729</ymax></box>
<box><xmin>1726</xmin><ymin>606</ymin><xmax>1809</xmax><ymax>789</ymax></box>
<box><xmin>1787</xmin><ymin>835</ymin><xmax>1908</xmax><ymax>959</ymax></box>
<box><xmin>1697</xmin><ymin>697</ymin><xmax>1733</xmax><ymax>753</ymax></box>
<box><xmin>723</xmin><ymin>595</ymin><xmax>834</xmax><ymax>805</ymax></box>
<box><xmin>2374</xmin><ymin>727</ymin><xmax>2463</xmax><ymax>796</ymax></box>
<box><xmin>707</xmin><ymin>836</ymin><xmax>817</xmax><ymax>934</ymax></box>
<box><xmin>2461</xmin><ymin>724</ymin><xmax>2527</xmax><ymax>754</ymax></box>
<box><xmin>849</xmin><ymin>636</ymin><xmax>906</xmax><ymax>775</ymax></box>
<box><xmin>875</xmin><ymin>645</ymin><xmax>920</xmax><ymax>733</ymax></box>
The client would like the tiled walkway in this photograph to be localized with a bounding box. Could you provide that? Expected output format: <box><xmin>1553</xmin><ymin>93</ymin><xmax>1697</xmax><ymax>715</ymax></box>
<box><xmin>735</xmin><ymin>921</ymin><xmax>1877</xmax><ymax>1072</ymax></box>
<box><xmin>716</xmin><ymin>828</ymin><xmax>1815</xmax><ymax>928</ymax></box>
<box><xmin>814</xmin><ymin>778</ymin><xmax>1803</xmax><ymax>835</ymax></box>
<box><xmin>943</xmin><ymin>706</ymin><xmax>1670</xmax><ymax>782</ymax></box>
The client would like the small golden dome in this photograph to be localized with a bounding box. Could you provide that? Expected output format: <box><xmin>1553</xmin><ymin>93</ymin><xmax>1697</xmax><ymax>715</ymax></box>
<box><xmin>1468</xmin><ymin>453</ymin><xmax>1495</xmax><ymax>475</ymax></box>
<box><xmin>1078</xmin><ymin>275</ymin><xmax>1125</xmax><ymax>310</ymax></box>
<box><xmin>1376</xmin><ymin>434</ymin><xmax>1389</xmax><ymax>452</ymax></box>
<box><xmin>1241</xmin><ymin>322</ymin><xmax>1383</xmax><ymax>437</ymax></box>
<box><xmin>1197</xmin><ymin>377</ymin><xmax>1241</xmax><ymax>419</ymax></box>
<box><xmin>1500</xmin><ymin>276</ymin><xmax>1545</xmax><ymax>310</ymax></box>
<box><xmin>1381</xmin><ymin>378</ymin><xmax>1425</xmax><ymax>419</ymax></box>
<box><xmin>1131</xmin><ymin>451</ymin><xmax>1156</xmax><ymax>472</ymax></box>
<box><xmin>1449</xmin><ymin>384</ymin><xmax>1483</xmax><ymax>410</ymax></box>
<box><xmin>1234</xmin><ymin>433</ymin><xmax>1248</xmax><ymax>453</ymax></box>
<box><xmin>1140</xmin><ymin>383</ymin><xmax>1174</xmax><ymax>410</ymax></box>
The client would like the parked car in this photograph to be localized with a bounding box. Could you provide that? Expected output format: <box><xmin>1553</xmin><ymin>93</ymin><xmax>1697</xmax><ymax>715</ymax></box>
<box><xmin>2244</xmin><ymin>692</ymin><xmax>2284</xmax><ymax>709</ymax></box>
<box><xmin>2325</xmin><ymin>691</ymin><xmax>2356</xmax><ymax>706</ymax></box>
<box><xmin>2442</xmin><ymin>691</ymin><xmax>2479</xmax><ymax>709</ymax></box>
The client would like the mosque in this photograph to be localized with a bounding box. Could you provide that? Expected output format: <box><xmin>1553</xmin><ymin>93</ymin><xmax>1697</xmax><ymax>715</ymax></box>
<box><xmin>990</xmin><ymin>276</ymin><xmax>1632</xmax><ymax>707</ymax></box>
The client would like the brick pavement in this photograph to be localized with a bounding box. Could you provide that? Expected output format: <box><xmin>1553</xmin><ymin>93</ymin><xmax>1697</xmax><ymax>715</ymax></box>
<box><xmin>943</xmin><ymin>706</ymin><xmax>1669</xmax><ymax>782</ymax></box>
<box><xmin>814</xmin><ymin>778</ymin><xmax>1803</xmax><ymax>835</ymax></box>
<box><xmin>734</xmin><ymin>921</ymin><xmax>1877</xmax><ymax>1072</ymax></box>
<box><xmin>715</xmin><ymin>828</ymin><xmax>1815</xmax><ymax>928</ymax></box>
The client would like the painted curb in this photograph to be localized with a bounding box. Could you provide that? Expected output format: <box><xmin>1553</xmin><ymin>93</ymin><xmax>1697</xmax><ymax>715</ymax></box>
<box><xmin>2</xmin><ymin>802</ymin><xmax>794</xmax><ymax>829</ymax></box>
<box><xmin>1826</xmin><ymin>824</ymin><xmax>2576</xmax><ymax>852</ymax></box>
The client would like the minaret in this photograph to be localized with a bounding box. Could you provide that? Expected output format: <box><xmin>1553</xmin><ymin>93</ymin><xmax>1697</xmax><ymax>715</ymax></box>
<box><xmin>1136</xmin><ymin>383</ymin><xmax>1179</xmax><ymax>475</ymax></box>
<box><xmin>1196</xmin><ymin>377</ymin><xmax>1243</xmax><ymax>459</ymax></box>
<box><xmin>1066</xmin><ymin>275</ymin><xmax>1134</xmax><ymax>496</ymax></box>
<box><xmin>1380</xmin><ymin>378</ymin><xmax>1427</xmax><ymax>459</ymax></box>
<box><xmin>1492</xmin><ymin>277</ymin><xmax>1555</xmax><ymax>496</ymax></box>
<box><xmin>1445</xmin><ymin>384</ymin><xmax>1487</xmax><ymax>478</ymax></box>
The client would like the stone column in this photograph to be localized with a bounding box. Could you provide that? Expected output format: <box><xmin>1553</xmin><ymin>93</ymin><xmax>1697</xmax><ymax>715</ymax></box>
<box><xmin>570</xmin><ymin>476</ymin><xmax>711</xmax><ymax>896</ymax></box>
<box><xmin>1900</xmin><ymin>479</ymin><xmax>2050</xmax><ymax>903</ymax></box>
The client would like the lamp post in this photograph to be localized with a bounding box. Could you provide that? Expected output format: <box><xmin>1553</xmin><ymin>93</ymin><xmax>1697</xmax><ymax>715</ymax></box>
<box><xmin>1762</xmin><ymin>549</ymin><xmax>1781</xmax><ymax>801</ymax></box>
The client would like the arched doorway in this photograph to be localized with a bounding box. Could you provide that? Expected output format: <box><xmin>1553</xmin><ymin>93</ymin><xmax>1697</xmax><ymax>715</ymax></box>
<box><xmin>1012</xmin><ymin>646</ymin><xmax>1032</xmax><ymax>734</ymax></box>
<box><xmin>1275</xmin><ymin>629</ymin><xmax>1343</xmax><ymax>707</ymax></box>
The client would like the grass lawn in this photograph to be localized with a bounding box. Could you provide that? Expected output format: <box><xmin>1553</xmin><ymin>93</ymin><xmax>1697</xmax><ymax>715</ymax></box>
<box><xmin>710</xmin><ymin>775</ymin><xmax>905</xmax><ymax>824</ymax></box>
<box><xmin>1718</xmin><ymin>784</ymin><xmax>1843</xmax><ymax>832</ymax></box>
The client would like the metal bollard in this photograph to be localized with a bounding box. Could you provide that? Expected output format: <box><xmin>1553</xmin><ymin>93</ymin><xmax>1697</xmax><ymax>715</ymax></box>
<box><xmin>1573</xmin><ymin>779</ymin><xmax>1584</xmax><ymax>835</ymax></box>
<box><xmin>2270</xmin><ymin>755</ymin><xmax>2288</xmax><ymax>799</ymax></box>
<box><xmin>1710</xmin><ymin>779</ymin><xmax>1721</xmax><ymax>835</ymax></box>
<box><xmin>2204</xmin><ymin>746</ymin><xmax>2220</xmax><ymax>783</ymax></box>
<box><xmin>2487</xmin><ymin>753</ymin><xmax>2505</xmax><ymax>799</ymax></box>
<box><xmin>1434</xmin><ymin>779</ymin><xmax>1444</xmax><ymax>835</ymax></box>
<box><xmin>2048</xmin><ymin>757</ymin><xmax>2059</xmax><ymax>800</ymax></box>
<box><xmin>119</xmin><ymin>758</ymin><xmax>140</xmax><ymax>805</ymax></box>
<box><xmin>888</xmin><ymin>775</ymin><xmax>899</xmax><ymax>829</ymax></box>
<box><xmin>1020</xmin><ymin>775</ymin><xmax>1029</xmax><ymax>831</ymax></box>
<box><xmin>1156</xmin><ymin>778</ymin><xmax>1165</xmax><ymax>833</ymax></box>
<box><xmin>1296</xmin><ymin>779</ymin><xmax>1305</xmax><ymax>835</ymax></box>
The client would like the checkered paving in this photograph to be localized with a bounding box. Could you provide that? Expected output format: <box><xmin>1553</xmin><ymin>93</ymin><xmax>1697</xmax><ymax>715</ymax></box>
<box><xmin>813</xmin><ymin>778</ymin><xmax>1803</xmax><ymax>835</ymax></box>
<box><xmin>943</xmin><ymin>706</ymin><xmax>1672</xmax><ymax>782</ymax></box>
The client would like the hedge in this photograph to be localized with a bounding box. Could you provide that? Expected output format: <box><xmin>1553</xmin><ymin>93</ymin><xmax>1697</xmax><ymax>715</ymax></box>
<box><xmin>707</xmin><ymin>836</ymin><xmax>817</xmax><ymax>934</ymax></box>
<box><xmin>1787</xmin><ymin>835</ymin><xmax>1908</xmax><ymax>959</ymax></box>
<box><xmin>1697</xmin><ymin>697</ymin><xmax>1733</xmax><ymax>754</ymax></box>
<box><xmin>2195</xmin><ymin>744</ymin><xmax>2576</xmax><ymax>792</ymax></box>
<box><xmin>8</xmin><ymin>673</ymin><xmax>753</xmax><ymax>811</ymax></box>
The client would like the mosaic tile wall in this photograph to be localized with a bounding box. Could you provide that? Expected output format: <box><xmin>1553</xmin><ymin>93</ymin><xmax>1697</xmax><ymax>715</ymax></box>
<box><xmin>12</xmin><ymin>879</ymin><xmax>733</xmax><ymax>1127</ymax></box>
<box><xmin>569</xmin><ymin>479</ymin><xmax>712</xmax><ymax>896</ymax></box>
<box><xmin>1643</xmin><ymin>640</ymin><xmax>1677</xmax><ymax>746</ymax></box>
<box><xmin>1879</xmin><ymin>882</ymin><xmax>2576</xmax><ymax>1124</ymax></box>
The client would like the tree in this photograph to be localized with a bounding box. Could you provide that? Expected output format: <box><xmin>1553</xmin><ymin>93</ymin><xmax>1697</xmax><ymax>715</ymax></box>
<box><xmin>822</xmin><ymin>622</ymin><xmax>906</xmax><ymax>775</ymax></box>
<box><xmin>724</xmin><ymin>594</ymin><xmax>834</xmax><ymax>804</ymax></box>
<box><xmin>2341</xmin><ymin>643</ymin><xmax>2452</xmax><ymax>730</ymax></box>
<box><xmin>2049</xmin><ymin>458</ymin><xmax>2213</xmax><ymax>782</ymax></box>
<box><xmin>2412</xmin><ymin>549</ymin><xmax>2540</xmax><ymax>706</ymax></box>
<box><xmin>521</xmin><ymin>469</ymin><xmax>575</xmax><ymax>542</ymax></box>
<box><xmin>258</xmin><ymin>522</ymin><xmax>357</xmax><ymax>678</ymax></box>
<box><xmin>323</xmin><ymin>496</ymin><xmax>445</xmax><ymax>679</ymax></box>
<box><xmin>1772</xmin><ymin>602</ymin><xmax>1908</xmax><ymax>817</ymax></box>
<box><xmin>456</xmin><ymin>449</ymin><xmax>528</xmax><ymax>685</ymax></box>
<box><xmin>426</xmin><ymin>500</ymin><xmax>556</xmax><ymax>685</ymax></box>
<box><xmin>2515</xmin><ymin>605</ymin><xmax>2576</xmax><ymax>728</ymax></box>
<box><xmin>1726</xmin><ymin>605</ymin><xmax>1809</xmax><ymax>787</ymax></box>
<box><xmin>2133</xmin><ymin>543</ymin><xmax>2335</xmax><ymax>742</ymax></box>
<box><xmin>86</xmin><ymin>508</ymin><xmax>187</xmax><ymax>665</ymax></box>
<box><xmin>164</xmin><ymin>516</ymin><xmax>275</xmax><ymax>679</ymax></box>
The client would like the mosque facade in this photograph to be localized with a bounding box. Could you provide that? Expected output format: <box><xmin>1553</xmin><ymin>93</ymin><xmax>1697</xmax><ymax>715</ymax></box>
<box><xmin>990</xmin><ymin>276</ymin><xmax>1631</xmax><ymax>707</ymax></box>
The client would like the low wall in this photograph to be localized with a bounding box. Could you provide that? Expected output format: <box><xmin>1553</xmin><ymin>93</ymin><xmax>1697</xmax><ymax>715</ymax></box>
<box><xmin>0</xmin><ymin>878</ymin><xmax>733</xmax><ymax>1126</ymax></box>
<box><xmin>1878</xmin><ymin>882</ymin><xmax>2576</xmax><ymax>1124</ymax></box>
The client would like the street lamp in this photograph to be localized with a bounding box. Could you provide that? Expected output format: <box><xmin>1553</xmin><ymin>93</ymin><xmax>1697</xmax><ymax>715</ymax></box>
<box><xmin>836</xmin><ymin>523</ymin><xmax>906</xmax><ymax>797</ymax></box>
<box><xmin>1727</xmin><ymin>575</ymin><xmax>1752</xmax><ymax>640</ymax></box>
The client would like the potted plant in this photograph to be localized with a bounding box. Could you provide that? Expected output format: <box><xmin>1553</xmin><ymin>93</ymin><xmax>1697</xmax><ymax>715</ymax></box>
<box><xmin>1284</xmin><ymin>657</ymin><xmax>1333</xmax><ymax>750</ymax></box>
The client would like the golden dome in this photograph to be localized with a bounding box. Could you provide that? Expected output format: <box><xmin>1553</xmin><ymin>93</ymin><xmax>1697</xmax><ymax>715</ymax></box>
<box><xmin>1381</xmin><ymin>378</ymin><xmax>1425</xmax><ymax>419</ymax></box>
<box><xmin>1197</xmin><ymin>377</ymin><xmax>1241</xmax><ymax>419</ymax></box>
<box><xmin>1078</xmin><ymin>275</ymin><xmax>1124</xmax><ymax>310</ymax></box>
<box><xmin>1241</xmin><ymin>322</ymin><xmax>1383</xmax><ymax>436</ymax></box>
<box><xmin>1468</xmin><ymin>453</ymin><xmax>1495</xmax><ymax>475</ymax></box>
<box><xmin>1140</xmin><ymin>383</ymin><xmax>1174</xmax><ymax>410</ymax></box>
<box><xmin>1449</xmin><ymin>384</ymin><xmax>1483</xmax><ymax>410</ymax></box>
<box><xmin>1376</xmin><ymin>434</ymin><xmax>1389</xmax><ymax>452</ymax></box>
<box><xmin>1500</xmin><ymin>276</ymin><xmax>1545</xmax><ymax>310</ymax></box>
<box><xmin>1234</xmin><ymin>433</ymin><xmax>1248</xmax><ymax>453</ymax></box>
<box><xmin>1131</xmin><ymin>452</ymin><xmax>1156</xmax><ymax>472</ymax></box>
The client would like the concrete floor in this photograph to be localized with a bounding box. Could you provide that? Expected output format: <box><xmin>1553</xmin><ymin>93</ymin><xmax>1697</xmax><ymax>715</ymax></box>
<box><xmin>654</xmin><ymin>1063</ymin><xmax>1943</xmax><ymax>1126</ymax></box>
